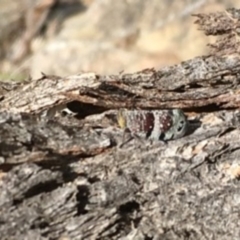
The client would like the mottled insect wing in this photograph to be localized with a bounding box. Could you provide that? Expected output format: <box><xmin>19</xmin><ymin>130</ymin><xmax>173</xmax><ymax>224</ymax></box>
<box><xmin>118</xmin><ymin>109</ymin><xmax>156</xmax><ymax>139</ymax></box>
<box><xmin>131</xmin><ymin>111</ymin><xmax>155</xmax><ymax>138</ymax></box>
<box><xmin>157</xmin><ymin>110</ymin><xmax>173</xmax><ymax>133</ymax></box>
<box><xmin>117</xmin><ymin>108</ymin><xmax>188</xmax><ymax>141</ymax></box>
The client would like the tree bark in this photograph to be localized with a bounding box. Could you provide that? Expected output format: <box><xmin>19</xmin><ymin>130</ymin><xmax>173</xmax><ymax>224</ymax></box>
<box><xmin>1</xmin><ymin>8</ymin><xmax>240</xmax><ymax>240</ymax></box>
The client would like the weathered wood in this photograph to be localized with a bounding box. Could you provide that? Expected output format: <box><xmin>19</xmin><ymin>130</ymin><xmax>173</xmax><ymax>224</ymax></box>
<box><xmin>0</xmin><ymin>111</ymin><xmax>114</xmax><ymax>165</ymax></box>
<box><xmin>1</xmin><ymin>54</ymin><xmax>240</xmax><ymax>115</ymax></box>
<box><xmin>1</xmin><ymin>109</ymin><xmax>240</xmax><ymax>239</ymax></box>
<box><xmin>2</xmin><ymin>7</ymin><xmax>240</xmax><ymax>240</ymax></box>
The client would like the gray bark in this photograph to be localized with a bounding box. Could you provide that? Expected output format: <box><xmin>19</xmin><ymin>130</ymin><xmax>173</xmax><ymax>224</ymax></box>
<box><xmin>1</xmin><ymin>8</ymin><xmax>240</xmax><ymax>240</ymax></box>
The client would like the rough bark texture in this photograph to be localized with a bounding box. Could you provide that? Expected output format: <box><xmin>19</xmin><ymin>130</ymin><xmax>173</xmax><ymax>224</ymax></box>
<box><xmin>1</xmin><ymin>8</ymin><xmax>240</xmax><ymax>240</ymax></box>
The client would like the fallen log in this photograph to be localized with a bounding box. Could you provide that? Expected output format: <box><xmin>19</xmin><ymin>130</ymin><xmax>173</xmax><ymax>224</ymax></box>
<box><xmin>1</xmin><ymin>8</ymin><xmax>240</xmax><ymax>240</ymax></box>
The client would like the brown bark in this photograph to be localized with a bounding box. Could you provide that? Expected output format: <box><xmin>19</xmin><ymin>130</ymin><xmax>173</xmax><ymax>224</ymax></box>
<box><xmin>1</xmin><ymin>8</ymin><xmax>240</xmax><ymax>240</ymax></box>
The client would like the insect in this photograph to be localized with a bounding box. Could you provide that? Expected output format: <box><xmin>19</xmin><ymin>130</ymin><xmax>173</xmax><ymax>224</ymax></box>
<box><xmin>117</xmin><ymin>109</ymin><xmax>188</xmax><ymax>141</ymax></box>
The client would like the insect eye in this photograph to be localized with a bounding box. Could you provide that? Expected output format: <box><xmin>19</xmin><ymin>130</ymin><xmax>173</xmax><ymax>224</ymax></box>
<box><xmin>177</xmin><ymin>120</ymin><xmax>185</xmax><ymax>132</ymax></box>
<box><xmin>177</xmin><ymin>126</ymin><xmax>182</xmax><ymax>132</ymax></box>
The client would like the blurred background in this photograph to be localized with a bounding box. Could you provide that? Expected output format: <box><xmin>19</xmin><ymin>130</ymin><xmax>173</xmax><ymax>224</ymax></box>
<box><xmin>0</xmin><ymin>0</ymin><xmax>239</xmax><ymax>81</ymax></box>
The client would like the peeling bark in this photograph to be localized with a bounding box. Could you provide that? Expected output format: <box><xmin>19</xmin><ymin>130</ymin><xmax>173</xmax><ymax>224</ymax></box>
<box><xmin>1</xmin><ymin>8</ymin><xmax>240</xmax><ymax>240</ymax></box>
